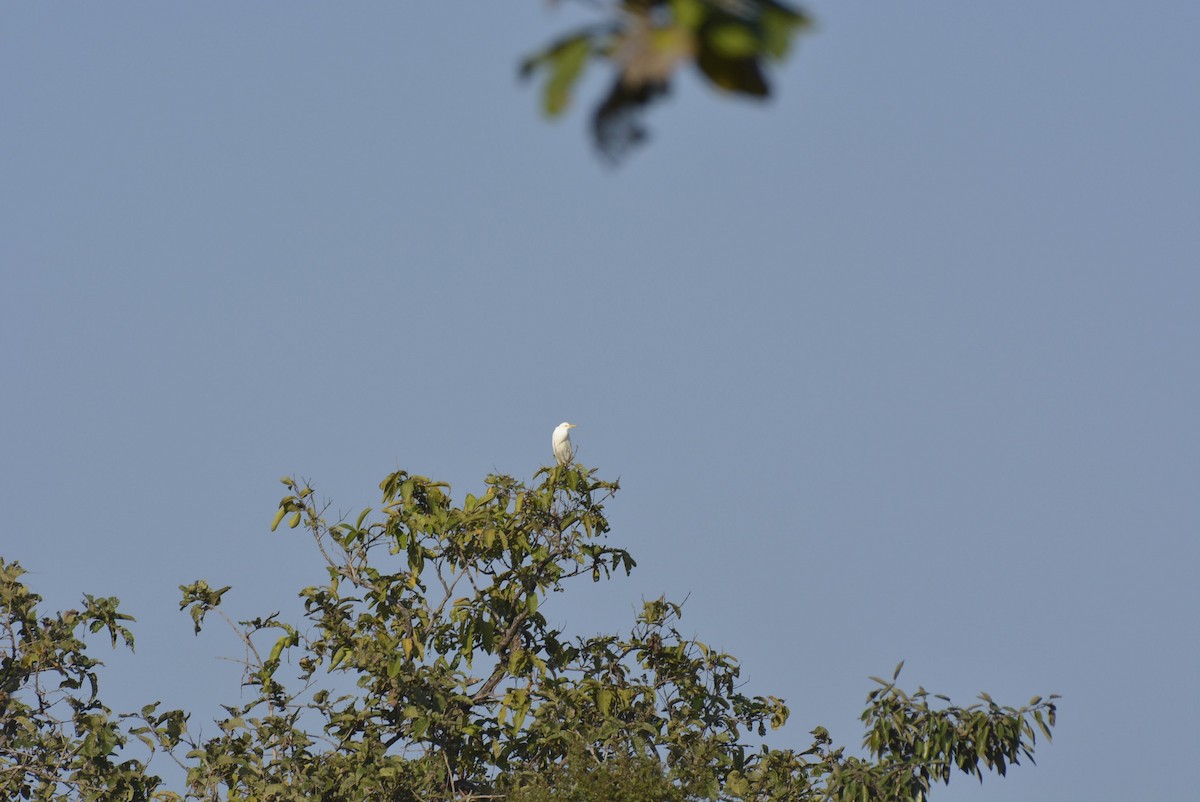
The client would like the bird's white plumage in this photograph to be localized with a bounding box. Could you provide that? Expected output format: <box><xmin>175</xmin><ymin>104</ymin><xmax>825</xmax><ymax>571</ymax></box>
<box><xmin>552</xmin><ymin>422</ymin><xmax>577</xmax><ymax>466</ymax></box>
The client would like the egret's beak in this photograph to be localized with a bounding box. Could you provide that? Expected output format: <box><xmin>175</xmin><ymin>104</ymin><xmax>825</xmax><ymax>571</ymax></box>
<box><xmin>568</xmin><ymin>423</ymin><xmax>577</xmax><ymax>428</ymax></box>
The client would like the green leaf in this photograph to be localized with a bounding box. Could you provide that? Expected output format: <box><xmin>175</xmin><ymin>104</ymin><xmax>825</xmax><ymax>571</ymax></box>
<box><xmin>695</xmin><ymin>48</ymin><xmax>769</xmax><ymax>97</ymax></box>
<box><xmin>543</xmin><ymin>36</ymin><xmax>592</xmax><ymax>117</ymax></box>
<box><xmin>1033</xmin><ymin>709</ymin><xmax>1053</xmax><ymax>741</ymax></box>
<box><xmin>330</xmin><ymin>647</ymin><xmax>348</xmax><ymax>670</ymax></box>
<box><xmin>671</xmin><ymin>0</ymin><xmax>708</xmax><ymax>30</ymax></box>
<box><xmin>761</xmin><ymin>2</ymin><xmax>812</xmax><ymax>60</ymax></box>
<box><xmin>267</xmin><ymin>636</ymin><xmax>288</xmax><ymax>664</ymax></box>
<box><xmin>707</xmin><ymin>22</ymin><xmax>761</xmax><ymax>58</ymax></box>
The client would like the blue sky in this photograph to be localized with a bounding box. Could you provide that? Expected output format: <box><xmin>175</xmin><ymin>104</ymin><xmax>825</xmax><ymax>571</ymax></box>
<box><xmin>2</xmin><ymin>2</ymin><xmax>1198</xmax><ymax>800</ymax></box>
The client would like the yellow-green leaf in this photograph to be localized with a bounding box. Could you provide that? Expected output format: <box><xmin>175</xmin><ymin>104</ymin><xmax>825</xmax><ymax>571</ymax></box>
<box><xmin>707</xmin><ymin>23</ymin><xmax>760</xmax><ymax>58</ymax></box>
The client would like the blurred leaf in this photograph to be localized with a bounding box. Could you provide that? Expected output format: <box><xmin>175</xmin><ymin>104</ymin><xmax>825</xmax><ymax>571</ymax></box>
<box><xmin>696</xmin><ymin>46</ymin><xmax>769</xmax><ymax>96</ymax></box>
<box><xmin>521</xmin><ymin>28</ymin><xmax>610</xmax><ymax>118</ymax></box>
<box><xmin>672</xmin><ymin>0</ymin><xmax>708</xmax><ymax>30</ymax></box>
<box><xmin>761</xmin><ymin>1</ymin><xmax>813</xmax><ymax>60</ymax></box>
<box><xmin>707</xmin><ymin>21</ymin><xmax>761</xmax><ymax>58</ymax></box>
<box><xmin>544</xmin><ymin>36</ymin><xmax>592</xmax><ymax>116</ymax></box>
<box><xmin>592</xmin><ymin>77</ymin><xmax>671</xmax><ymax>162</ymax></box>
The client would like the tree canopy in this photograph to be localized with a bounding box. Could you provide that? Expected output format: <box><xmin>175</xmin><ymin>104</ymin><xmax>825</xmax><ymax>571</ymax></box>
<box><xmin>522</xmin><ymin>0</ymin><xmax>813</xmax><ymax>160</ymax></box>
<box><xmin>1</xmin><ymin>464</ymin><xmax>1056</xmax><ymax>801</ymax></box>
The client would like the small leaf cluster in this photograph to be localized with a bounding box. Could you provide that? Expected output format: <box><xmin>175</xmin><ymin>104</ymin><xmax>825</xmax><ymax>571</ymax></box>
<box><xmin>0</xmin><ymin>558</ymin><xmax>169</xmax><ymax>801</ymax></box>
<box><xmin>811</xmin><ymin>662</ymin><xmax>1059</xmax><ymax>802</ymax></box>
<box><xmin>522</xmin><ymin>0</ymin><xmax>812</xmax><ymax>160</ymax></box>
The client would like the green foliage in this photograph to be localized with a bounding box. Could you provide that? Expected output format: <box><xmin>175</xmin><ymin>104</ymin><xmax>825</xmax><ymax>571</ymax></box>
<box><xmin>522</xmin><ymin>0</ymin><xmax>813</xmax><ymax>161</ymax></box>
<box><xmin>0</xmin><ymin>558</ymin><xmax>167</xmax><ymax>801</ymax></box>
<box><xmin>1</xmin><ymin>465</ymin><xmax>1057</xmax><ymax>801</ymax></box>
<box><xmin>500</xmin><ymin>747</ymin><xmax>689</xmax><ymax>802</ymax></box>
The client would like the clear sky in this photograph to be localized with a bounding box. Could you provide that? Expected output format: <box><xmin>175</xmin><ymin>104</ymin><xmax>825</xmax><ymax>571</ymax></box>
<box><xmin>2</xmin><ymin>3</ymin><xmax>1197</xmax><ymax>800</ymax></box>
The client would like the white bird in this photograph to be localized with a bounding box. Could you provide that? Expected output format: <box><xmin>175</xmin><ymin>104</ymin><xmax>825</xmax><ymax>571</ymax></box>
<box><xmin>552</xmin><ymin>422</ymin><xmax>577</xmax><ymax>466</ymax></box>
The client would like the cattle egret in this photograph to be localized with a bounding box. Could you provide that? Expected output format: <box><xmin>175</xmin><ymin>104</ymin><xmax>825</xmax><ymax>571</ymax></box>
<box><xmin>552</xmin><ymin>422</ymin><xmax>577</xmax><ymax>465</ymax></box>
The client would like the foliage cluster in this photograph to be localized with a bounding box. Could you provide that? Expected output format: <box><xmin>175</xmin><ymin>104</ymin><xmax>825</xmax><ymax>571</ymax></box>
<box><xmin>523</xmin><ymin>0</ymin><xmax>813</xmax><ymax>159</ymax></box>
<box><xmin>1</xmin><ymin>464</ymin><xmax>1055</xmax><ymax>801</ymax></box>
